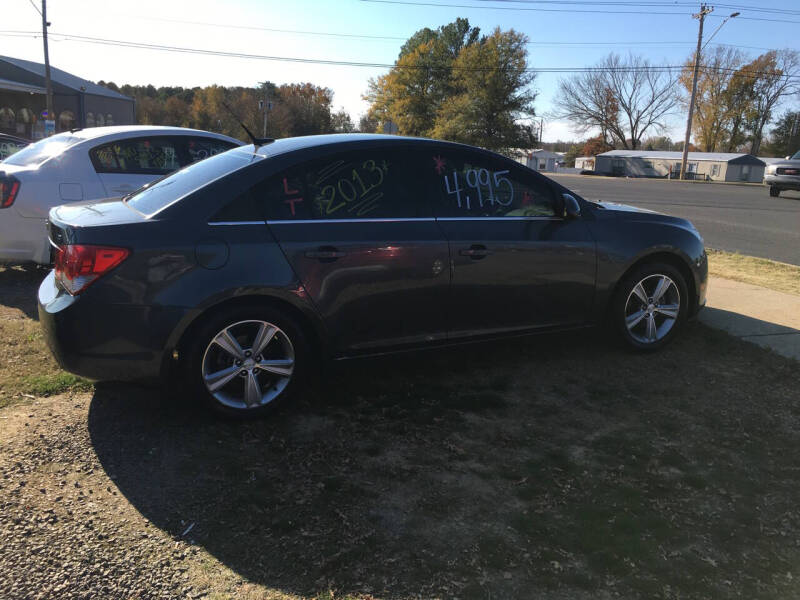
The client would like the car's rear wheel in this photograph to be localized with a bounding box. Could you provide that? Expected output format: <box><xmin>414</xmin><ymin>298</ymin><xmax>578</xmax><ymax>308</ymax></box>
<box><xmin>612</xmin><ymin>263</ymin><xmax>688</xmax><ymax>351</ymax></box>
<box><xmin>185</xmin><ymin>305</ymin><xmax>309</xmax><ymax>418</ymax></box>
<box><xmin>769</xmin><ymin>186</ymin><xmax>780</xmax><ymax>197</ymax></box>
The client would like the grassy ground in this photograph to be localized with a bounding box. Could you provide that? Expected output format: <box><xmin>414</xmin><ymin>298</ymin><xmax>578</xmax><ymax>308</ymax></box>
<box><xmin>0</xmin><ymin>267</ymin><xmax>92</xmax><ymax>409</ymax></box>
<box><xmin>1</xmin><ymin>263</ymin><xmax>800</xmax><ymax>598</ymax></box>
<box><xmin>707</xmin><ymin>249</ymin><xmax>800</xmax><ymax>296</ymax></box>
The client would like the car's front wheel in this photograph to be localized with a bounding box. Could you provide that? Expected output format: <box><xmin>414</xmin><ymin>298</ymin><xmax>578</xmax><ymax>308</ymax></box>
<box><xmin>185</xmin><ymin>305</ymin><xmax>309</xmax><ymax>418</ymax></box>
<box><xmin>612</xmin><ymin>263</ymin><xmax>688</xmax><ymax>351</ymax></box>
<box><xmin>769</xmin><ymin>186</ymin><xmax>780</xmax><ymax>197</ymax></box>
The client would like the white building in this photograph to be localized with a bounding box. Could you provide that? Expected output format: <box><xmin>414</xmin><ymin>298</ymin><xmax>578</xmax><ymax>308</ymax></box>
<box><xmin>594</xmin><ymin>150</ymin><xmax>766</xmax><ymax>182</ymax></box>
<box><xmin>525</xmin><ymin>149</ymin><xmax>564</xmax><ymax>172</ymax></box>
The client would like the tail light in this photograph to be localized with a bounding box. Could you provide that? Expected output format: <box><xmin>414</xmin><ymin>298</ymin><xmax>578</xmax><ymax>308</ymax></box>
<box><xmin>0</xmin><ymin>176</ymin><xmax>20</xmax><ymax>208</ymax></box>
<box><xmin>54</xmin><ymin>244</ymin><xmax>130</xmax><ymax>295</ymax></box>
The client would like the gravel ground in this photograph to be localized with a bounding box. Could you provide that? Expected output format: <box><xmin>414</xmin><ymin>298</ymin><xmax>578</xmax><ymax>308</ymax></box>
<box><xmin>0</xmin><ymin>395</ymin><xmax>203</xmax><ymax>600</ymax></box>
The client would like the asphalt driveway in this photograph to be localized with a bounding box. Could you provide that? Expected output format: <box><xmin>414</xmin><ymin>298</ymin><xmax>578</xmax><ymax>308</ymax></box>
<box><xmin>549</xmin><ymin>175</ymin><xmax>800</xmax><ymax>266</ymax></box>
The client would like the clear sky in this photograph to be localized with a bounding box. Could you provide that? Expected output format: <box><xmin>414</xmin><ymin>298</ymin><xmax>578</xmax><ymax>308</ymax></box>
<box><xmin>4</xmin><ymin>0</ymin><xmax>799</xmax><ymax>142</ymax></box>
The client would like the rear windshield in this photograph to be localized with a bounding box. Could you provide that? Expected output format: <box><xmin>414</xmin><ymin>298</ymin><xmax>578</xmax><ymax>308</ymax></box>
<box><xmin>124</xmin><ymin>147</ymin><xmax>261</xmax><ymax>216</ymax></box>
<box><xmin>2</xmin><ymin>134</ymin><xmax>82</xmax><ymax>166</ymax></box>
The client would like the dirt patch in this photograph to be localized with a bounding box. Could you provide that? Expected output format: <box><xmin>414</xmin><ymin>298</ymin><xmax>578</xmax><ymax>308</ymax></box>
<box><xmin>2</xmin><ymin>267</ymin><xmax>800</xmax><ymax>599</ymax></box>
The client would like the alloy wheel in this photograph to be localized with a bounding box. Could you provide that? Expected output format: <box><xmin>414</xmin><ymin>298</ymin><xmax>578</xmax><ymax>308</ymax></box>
<box><xmin>624</xmin><ymin>274</ymin><xmax>681</xmax><ymax>344</ymax></box>
<box><xmin>201</xmin><ymin>320</ymin><xmax>295</xmax><ymax>410</ymax></box>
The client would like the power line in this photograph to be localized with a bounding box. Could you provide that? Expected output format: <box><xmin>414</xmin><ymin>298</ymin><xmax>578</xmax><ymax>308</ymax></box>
<box><xmin>472</xmin><ymin>0</ymin><xmax>800</xmax><ymax>16</ymax></box>
<box><xmin>26</xmin><ymin>0</ymin><xmax>41</xmax><ymax>16</ymax></box>
<box><xmin>360</xmin><ymin>0</ymin><xmax>800</xmax><ymax>22</ymax></box>
<box><xmin>2</xmin><ymin>30</ymin><xmax>797</xmax><ymax>81</ymax></box>
<box><xmin>360</xmin><ymin>0</ymin><xmax>689</xmax><ymax>15</ymax></box>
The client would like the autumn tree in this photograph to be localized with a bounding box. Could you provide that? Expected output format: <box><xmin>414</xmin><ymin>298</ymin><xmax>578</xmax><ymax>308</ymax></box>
<box><xmin>101</xmin><ymin>81</ymin><xmax>347</xmax><ymax>142</ymax></box>
<box><xmin>555</xmin><ymin>53</ymin><xmax>679</xmax><ymax>149</ymax></box>
<box><xmin>581</xmin><ymin>135</ymin><xmax>613</xmax><ymax>156</ymax></box>
<box><xmin>679</xmin><ymin>46</ymin><xmax>745</xmax><ymax>152</ymax></box>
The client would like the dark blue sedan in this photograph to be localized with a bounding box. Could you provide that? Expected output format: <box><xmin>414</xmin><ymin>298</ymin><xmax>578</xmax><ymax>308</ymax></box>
<box><xmin>38</xmin><ymin>134</ymin><xmax>707</xmax><ymax>418</ymax></box>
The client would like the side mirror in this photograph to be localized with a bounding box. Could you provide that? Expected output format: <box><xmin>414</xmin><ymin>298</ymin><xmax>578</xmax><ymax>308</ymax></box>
<box><xmin>561</xmin><ymin>193</ymin><xmax>581</xmax><ymax>219</ymax></box>
<box><xmin>787</xmin><ymin>156</ymin><xmax>792</xmax><ymax>160</ymax></box>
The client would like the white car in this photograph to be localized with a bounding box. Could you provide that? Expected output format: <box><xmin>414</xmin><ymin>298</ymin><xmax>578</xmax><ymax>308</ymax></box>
<box><xmin>0</xmin><ymin>126</ymin><xmax>242</xmax><ymax>264</ymax></box>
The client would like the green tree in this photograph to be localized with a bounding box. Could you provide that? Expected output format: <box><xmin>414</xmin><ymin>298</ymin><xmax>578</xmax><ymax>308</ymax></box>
<box><xmin>331</xmin><ymin>109</ymin><xmax>355</xmax><ymax>133</ymax></box>
<box><xmin>762</xmin><ymin>110</ymin><xmax>800</xmax><ymax>158</ymax></box>
<box><xmin>365</xmin><ymin>20</ymin><xmax>537</xmax><ymax>153</ymax></box>
<box><xmin>431</xmin><ymin>28</ymin><xmax>537</xmax><ymax>154</ymax></box>
<box><xmin>563</xmin><ymin>143</ymin><xmax>583</xmax><ymax>167</ymax></box>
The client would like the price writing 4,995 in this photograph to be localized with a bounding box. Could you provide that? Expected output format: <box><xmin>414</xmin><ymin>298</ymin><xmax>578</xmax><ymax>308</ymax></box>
<box><xmin>443</xmin><ymin>168</ymin><xmax>513</xmax><ymax>210</ymax></box>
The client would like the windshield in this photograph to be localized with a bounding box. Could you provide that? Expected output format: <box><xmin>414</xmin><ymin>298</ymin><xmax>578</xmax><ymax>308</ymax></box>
<box><xmin>791</xmin><ymin>150</ymin><xmax>800</xmax><ymax>160</ymax></box>
<box><xmin>2</xmin><ymin>134</ymin><xmax>82</xmax><ymax>166</ymax></box>
<box><xmin>125</xmin><ymin>147</ymin><xmax>261</xmax><ymax>216</ymax></box>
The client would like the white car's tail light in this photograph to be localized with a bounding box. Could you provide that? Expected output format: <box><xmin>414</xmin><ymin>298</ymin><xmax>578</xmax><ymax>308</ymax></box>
<box><xmin>0</xmin><ymin>176</ymin><xmax>20</xmax><ymax>208</ymax></box>
<box><xmin>54</xmin><ymin>244</ymin><xmax>130</xmax><ymax>295</ymax></box>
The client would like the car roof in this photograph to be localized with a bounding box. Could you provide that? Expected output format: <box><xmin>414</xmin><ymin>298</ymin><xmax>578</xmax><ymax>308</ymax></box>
<box><xmin>253</xmin><ymin>133</ymin><xmax>469</xmax><ymax>159</ymax></box>
<box><xmin>65</xmin><ymin>126</ymin><xmax>243</xmax><ymax>145</ymax></box>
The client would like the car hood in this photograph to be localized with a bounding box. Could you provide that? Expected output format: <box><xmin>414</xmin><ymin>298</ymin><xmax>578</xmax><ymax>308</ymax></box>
<box><xmin>594</xmin><ymin>201</ymin><xmax>657</xmax><ymax>214</ymax></box>
<box><xmin>767</xmin><ymin>159</ymin><xmax>800</xmax><ymax>170</ymax></box>
<box><xmin>51</xmin><ymin>198</ymin><xmax>146</xmax><ymax>228</ymax></box>
<box><xmin>595</xmin><ymin>201</ymin><xmax>699</xmax><ymax>233</ymax></box>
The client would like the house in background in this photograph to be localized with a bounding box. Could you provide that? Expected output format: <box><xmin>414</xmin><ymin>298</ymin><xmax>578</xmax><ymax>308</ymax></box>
<box><xmin>594</xmin><ymin>150</ymin><xmax>766</xmax><ymax>182</ymax></box>
<box><xmin>0</xmin><ymin>55</ymin><xmax>134</xmax><ymax>140</ymax></box>
<box><xmin>525</xmin><ymin>149</ymin><xmax>564</xmax><ymax>172</ymax></box>
<box><xmin>575</xmin><ymin>156</ymin><xmax>595</xmax><ymax>171</ymax></box>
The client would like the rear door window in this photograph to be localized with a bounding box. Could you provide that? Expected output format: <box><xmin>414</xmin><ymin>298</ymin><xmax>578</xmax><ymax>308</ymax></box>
<box><xmin>90</xmin><ymin>137</ymin><xmax>182</xmax><ymax>175</ymax></box>
<box><xmin>185</xmin><ymin>137</ymin><xmax>238</xmax><ymax>164</ymax></box>
<box><xmin>425</xmin><ymin>151</ymin><xmax>556</xmax><ymax>218</ymax></box>
<box><xmin>263</xmin><ymin>149</ymin><xmax>426</xmax><ymax>221</ymax></box>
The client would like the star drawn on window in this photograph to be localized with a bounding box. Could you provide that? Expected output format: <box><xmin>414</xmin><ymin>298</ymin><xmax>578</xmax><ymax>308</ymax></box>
<box><xmin>433</xmin><ymin>155</ymin><xmax>446</xmax><ymax>175</ymax></box>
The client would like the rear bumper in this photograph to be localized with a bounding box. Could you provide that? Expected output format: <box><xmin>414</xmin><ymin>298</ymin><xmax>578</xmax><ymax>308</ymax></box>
<box><xmin>0</xmin><ymin>214</ymin><xmax>50</xmax><ymax>265</ymax></box>
<box><xmin>37</xmin><ymin>271</ymin><xmax>187</xmax><ymax>382</ymax></box>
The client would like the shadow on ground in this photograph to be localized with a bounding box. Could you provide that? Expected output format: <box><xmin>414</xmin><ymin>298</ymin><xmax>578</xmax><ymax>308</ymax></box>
<box><xmin>87</xmin><ymin>324</ymin><xmax>800</xmax><ymax>598</ymax></box>
<box><xmin>0</xmin><ymin>265</ymin><xmax>47</xmax><ymax>320</ymax></box>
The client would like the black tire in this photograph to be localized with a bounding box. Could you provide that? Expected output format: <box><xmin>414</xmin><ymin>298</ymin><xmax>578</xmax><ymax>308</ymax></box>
<box><xmin>611</xmin><ymin>262</ymin><xmax>689</xmax><ymax>352</ymax></box>
<box><xmin>769</xmin><ymin>186</ymin><xmax>780</xmax><ymax>197</ymax></box>
<box><xmin>183</xmin><ymin>304</ymin><xmax>311</xmax><ymax>419</ymax></box>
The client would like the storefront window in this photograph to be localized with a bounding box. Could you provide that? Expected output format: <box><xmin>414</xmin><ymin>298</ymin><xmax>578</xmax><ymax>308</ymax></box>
<box><xmin>106</xmin><ymin>113</ymin><xmax>114</xmax><ymax>126</ymax></box>
<box><xmin>86</xmin><ymin>112</ymin><xmax>95</xmax><ymax>127</ymax></box>
<box><xmin>96</xmin><ymin>113</ymin><xmax>106</xmax><ymax>127</ymax></box>
<box><xmin>0</xmin><ymin>107</ymin><xmax>15</xmax><ymax>130</ymax></box>
<box><xmin>58</xmin><ymin>111</ymin><xmax>76</xmax><ymax>132</ymax></box>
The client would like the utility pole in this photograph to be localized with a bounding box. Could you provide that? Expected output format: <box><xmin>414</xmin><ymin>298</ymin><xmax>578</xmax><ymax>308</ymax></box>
<box><xmin>259</xmin><ymin>82</ymin><xmax>272</xmax><ymax>138</ymax></box>
<box><xmin>680</xmin><ymin>4</ymin><xmax>713</xmax><ymax>180</ymax></box>
<box><xmin>41</xmin><ymin>0</ymin><xmax>55</xmax><ymax>137</ymax></box>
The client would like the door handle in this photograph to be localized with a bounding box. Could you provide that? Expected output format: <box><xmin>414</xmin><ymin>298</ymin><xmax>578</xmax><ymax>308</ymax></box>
<box><xmin>459</xmin><ymin>245</ymin><xmax>492</xmax><ymax>259</ymax></box>
<box><xmin>305</xmin><ymin>248</ymin><xmax>346</xmax><ymax>260</ymax></box>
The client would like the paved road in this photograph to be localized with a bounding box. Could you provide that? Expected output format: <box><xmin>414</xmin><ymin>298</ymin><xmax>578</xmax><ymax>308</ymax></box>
<box><xmin>549</xmin><ymin>175</ymin><xmax>800</xmax><ymax>265</ymax></box>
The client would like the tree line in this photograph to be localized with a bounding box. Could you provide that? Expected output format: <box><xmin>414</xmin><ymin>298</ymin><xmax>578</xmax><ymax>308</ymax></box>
<box><xmin>98</xmin><ymin>81</ymin><xmax>360</xmax><ymax>142</ymax></box>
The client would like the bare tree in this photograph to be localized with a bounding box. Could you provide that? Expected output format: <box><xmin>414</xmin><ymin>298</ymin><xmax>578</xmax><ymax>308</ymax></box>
<box><xmin>741</xmin><ymin>50</ymin><xmax>800</xmax><ymax>155</ymax></box>
<box><xmin>555</xmin><ymin>53</ymin><xmax>679</xmax><ymax>149</ymax></box>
